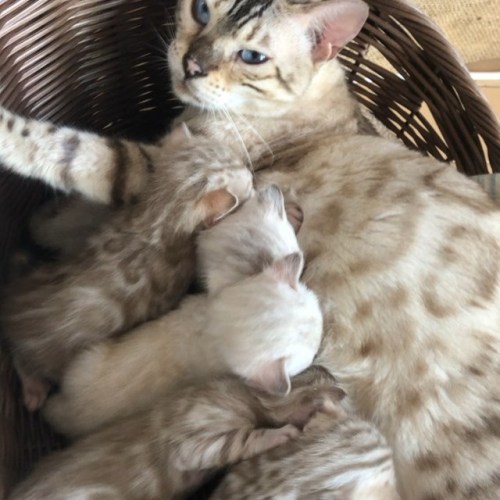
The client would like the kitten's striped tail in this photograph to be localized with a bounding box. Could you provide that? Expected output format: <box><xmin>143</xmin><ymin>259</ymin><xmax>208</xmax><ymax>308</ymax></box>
<box><xmin>0</xmin><ymin>106</ymin><xmax>153</xmax><ymax>204</ymax></box>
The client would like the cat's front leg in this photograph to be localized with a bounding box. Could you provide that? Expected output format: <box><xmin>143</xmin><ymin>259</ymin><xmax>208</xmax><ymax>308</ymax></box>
<box><xmin>0</xmin><ymin>106</ymin><xmax>152</xmax><ymax>205</ymax></box>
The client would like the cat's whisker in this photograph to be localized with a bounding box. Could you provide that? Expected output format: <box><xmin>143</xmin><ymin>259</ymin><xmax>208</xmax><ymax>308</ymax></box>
<box><xmin>219</xmin><ymin>105</ymin><xmax>253</xmax><ymax>172</ymax></box>
<box><xmin>231</xmin><ymin>111</ymin><xmax>274</xmax><ymax>167</ymax></box>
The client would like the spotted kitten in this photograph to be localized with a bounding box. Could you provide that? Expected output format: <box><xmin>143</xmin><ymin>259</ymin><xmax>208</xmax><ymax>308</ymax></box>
<box><xmin>1</xmin><ymin>124</ymin><xmax>253</xmax><ymax>410</ymax></box>
<box><xmin>213</xmin><ymin>368</ymin><xmax>398</xmax><ymax>500</ymax></box>
<box><xmin>2</xmin><ymin>0</ymin><xmax>500</xmax><ymax>497</ymax></box>
<box><xmin>9</xmin><ymin>369</ymin><xmax>344</xmax><ymax>500</ymax></box>
<box><xmin>43</xmin><ymin>186</ymin><xmax>322</xmax><ymax>437</ymax></box>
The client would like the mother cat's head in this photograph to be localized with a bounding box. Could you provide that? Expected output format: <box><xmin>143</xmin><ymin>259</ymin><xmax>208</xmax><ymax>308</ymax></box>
<box><xmin>168</xmin><ymin>0</ymin><xmax>369</xmax><ymax>116</ymax></box>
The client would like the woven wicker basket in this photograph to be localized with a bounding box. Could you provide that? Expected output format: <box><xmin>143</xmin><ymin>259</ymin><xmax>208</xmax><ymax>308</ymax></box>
<box><xmin>1</xmin><ymin>0</ymin><xmax>499</xmax><ymax>497</ymax></box>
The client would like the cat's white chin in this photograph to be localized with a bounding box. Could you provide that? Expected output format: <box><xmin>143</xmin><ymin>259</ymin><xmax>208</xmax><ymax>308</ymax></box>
<box><xmin>172</xmin><ymin>81</ymin><xmax>204</xmax><ymax>107</ymax></box>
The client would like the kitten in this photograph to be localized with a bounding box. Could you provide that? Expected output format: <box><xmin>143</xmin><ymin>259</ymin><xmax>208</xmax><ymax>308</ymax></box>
<box><xmin>43</xmin><ymin>186</ymin><xmax>322</xmax><ymax>437</ymax></box>
<box><xmin>1</xmin><ymin>124</ymin><xmax>253</xmax><ymax>410</ymax></box>
<box><xmin>197</xmin><ymin>184</ymin><xmax>303</xmax><ymax>292</ymax></box>
<box><xmin>29</xmin><ymin>195</ymin><xmax>115</xmax><ymax>259</ymax></box>
<box><xmin>2</xmin><ymin>0</ymin><xmax>500</xmax><ymax>497</ymax></box>
<box><xmin>9</xmin><ymin>368</ymin><xmax>345</xmax><ymax>500</ymax></box>
<box><xmin>213</xmin><ymin>371</ymin><xmax>398</xmax><ymax>500</ymax></box>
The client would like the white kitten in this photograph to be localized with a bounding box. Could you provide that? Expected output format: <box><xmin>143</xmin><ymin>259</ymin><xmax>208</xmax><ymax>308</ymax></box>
<box><xmin>205</xmin><ymin>252</ymin><xmax>322</xmax><ymax>395</ymax></box>
<box><xmin>197</xmin><ymin>184</ymin><xmax>301</xmax><ymax>292</ymax></box>
<box><xmin>44</xmin><ymin>185</ymin><xmax>323</xmax><ymax>436</ymax></box>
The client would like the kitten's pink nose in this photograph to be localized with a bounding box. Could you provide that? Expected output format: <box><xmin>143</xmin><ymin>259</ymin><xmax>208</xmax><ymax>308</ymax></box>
<box><xmin>183</xmin><ymin>54</ymin><xmax>206</xmax><ymax>79</ymax></box>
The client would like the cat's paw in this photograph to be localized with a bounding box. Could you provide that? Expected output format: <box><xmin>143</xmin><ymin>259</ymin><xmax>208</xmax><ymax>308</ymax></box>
<box><xmin>260</xmin><ymin>424</ymin><xmax>300</xmax><ymax>450</ymax></box>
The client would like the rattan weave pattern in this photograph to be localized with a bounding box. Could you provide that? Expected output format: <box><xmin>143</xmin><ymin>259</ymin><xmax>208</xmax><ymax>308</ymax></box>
<box><xmin>0</xmin><ymin>0</ymin><xmax>500</xmax><ymax>497</ymax></box>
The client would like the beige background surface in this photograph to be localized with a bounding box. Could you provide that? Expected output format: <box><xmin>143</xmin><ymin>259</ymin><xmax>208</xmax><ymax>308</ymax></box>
<box><xmin>415</xmin><ymin>0</ymin><xmax>500</xmax><ymax>65</ymax></box>
<box><xmin>416</xmin><ymin>1</ymin><xmax>500</xmax><ymax>119</ymax></box>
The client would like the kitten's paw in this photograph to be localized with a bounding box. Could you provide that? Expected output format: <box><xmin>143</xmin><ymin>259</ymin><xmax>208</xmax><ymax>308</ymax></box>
<box><xmin>303</xmin><ymin>411</ymin><xmax>339</xmax><ymax>433</ymax></box>
<box><xmin>270</xmin><ymin>423</ymin><xmax>301</xmax><ymax>445</ymax></box>
<box><xmin>287</xmin><ymin>386</ymin><xmax>346</xmax><ymax>429</ymax></box>
<box><xmin>285</xmin><ymin>201</ymin><xmax>304</xmax><ymax>234</ymax></box>
<box><xmin>241</xmin><ymin>424</ymin><xmax>300</xmax><ymax>460</ymax></box>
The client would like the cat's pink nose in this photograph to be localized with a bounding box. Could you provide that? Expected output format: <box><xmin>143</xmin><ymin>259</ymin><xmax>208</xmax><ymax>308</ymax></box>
<box><xmin>183</xmin><ymin>54</ymin><xmax>206</xmax><ymax>79</ymax></box>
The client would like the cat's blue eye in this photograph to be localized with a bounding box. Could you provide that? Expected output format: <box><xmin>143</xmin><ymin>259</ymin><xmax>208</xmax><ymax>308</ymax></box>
<box><xmin>238</xmin><ymin>50</ymin><xmax>269</xmax><ymax>65</ymax></box>
<box><xmin>192</xmin><ymin>0</ymin><xmax>210</xmax><ymax>25</ymax></box>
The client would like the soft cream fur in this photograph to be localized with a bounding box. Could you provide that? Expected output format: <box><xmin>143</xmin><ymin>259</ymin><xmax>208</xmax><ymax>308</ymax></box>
<box><xmin>197</xmin><ymin>184</ymin><xmax>301</xmax><ymax>292</ymax></box>
<box><xmin>44</xmin><ymin>187</ymin><xmax>322</xmax><ymax>437</ymax></box>
<box><xmin>2</xmin><ymin>0</ymin><xmax>500</xmax><ymax>497</ymax></box>
<box><xmin>12</xmin><ymin>369</ymin><xmax>342</xmax><ymax>500</ymax></box>
<box><xmin>167</xmin><ymin>1</ymin><xmax>500</xmax><ymax>497</ymax></box>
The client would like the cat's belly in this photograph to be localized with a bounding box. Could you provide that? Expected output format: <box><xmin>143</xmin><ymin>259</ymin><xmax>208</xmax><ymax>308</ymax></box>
<box><xmin>257</xmin><ymin>136</ymin><xmax>500</xmax><ymax>416</ymax></box>
<box><xmin>258</xmin><ymin>137</ymin><xmax>500</xmax><ymax>496</ymax></box>
<box><xmin>257</xmin><ymin>135</ymin><xmax>500</xmax><ymax>496</ymax></box>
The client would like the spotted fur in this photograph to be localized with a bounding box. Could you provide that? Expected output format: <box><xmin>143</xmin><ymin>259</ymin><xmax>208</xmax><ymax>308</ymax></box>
<box><xmin>1</xmin><ymin>126</ymin><xmax>253</xmax><ymax>409</ymax></box>
<box><xmin>42</xmin><ymin>187</ymin><xmax>322</xmax><ymax>438</ymax></box>
<box><xmin>165</xmin><ymin>1</ymin><xmax>500</xmax><ymax>497</ymax></box>
<box><xmin>10</xmin><ymin>369</ymin><xmax>344</xmax><ymax>500</ymax></box>
<box><xmin>1</xmin><ymin>0</ymin><xmax>500</xmax><ymax>497</ymax></box>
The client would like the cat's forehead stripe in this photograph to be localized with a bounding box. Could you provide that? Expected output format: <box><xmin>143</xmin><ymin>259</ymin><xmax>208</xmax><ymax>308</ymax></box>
<box><xmin>227</xmin><ymin>0</ymin><xmax>274</xmax><ymax>29</ymax></box>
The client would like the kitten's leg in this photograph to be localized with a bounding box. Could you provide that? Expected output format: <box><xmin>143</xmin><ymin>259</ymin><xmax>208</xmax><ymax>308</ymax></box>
<box><xmin>259</xmin><ymin>367</ymin><xmax>346</xmax><ymax>429</ymax></box>
<box><xmin>174</xmin><ymin>424</ymin><xmax>300</xmax><ymax>471</ymax></box>
<box><xmin>29</xmin><ymin>196</ymin><xmax>114</xmax><ymax>258</ymax></box>
<box><xmin>174</xmin><ymin>372</ymin><xmax>345</xmax><ymax>472</ymax></box>
<box><xmin>43</xmin><ymin>299</ymin><xmax>203</xmax><ymax>438</ymax></box>
<box><xmin>0</xmin><ymin>107</ymin><xmax>152</xmax><ymax>205</ymax></box>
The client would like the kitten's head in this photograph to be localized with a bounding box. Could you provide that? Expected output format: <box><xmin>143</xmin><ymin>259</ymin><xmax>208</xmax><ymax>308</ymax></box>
<box><xmin>197</xmin><ymin>184</ymin><xmax>300</xmax><ymax>293</ymax></box>
<box><xmin>168</xmin><ymin>0</ymin><xmax>368</xmax><ymax>116</ymax></box>
<box><xmin>205</xmin><ymin>252</ymin><xmax>323</xmax><ymax>395</ymax></box>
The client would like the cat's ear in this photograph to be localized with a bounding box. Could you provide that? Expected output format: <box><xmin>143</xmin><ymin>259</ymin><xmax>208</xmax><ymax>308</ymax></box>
<box><xmin>168</xmin><ymin>122</ymin><xmax>193</xmax><ymax>146</ymax></box>
<box><xmin>268</xmin><ymin>252</ymin><xmax>304</xmax><ymax>289</ymax></box>
<box><xmin>257</xmin><ymin>184</ymin><xmax>285</xmax><ymax>218</ymax></box>
<box><xmin>289</xmin><ymin>0</ymin><xmax>369</xmax><ymax>61</ymax></box>
<box><xmin>248</xmin><ymin>358</ymin><xmax>291</xmax><ymax>395</ymax></box>
<box><xmin>285</xmin><ymin>201</ymin><xmax>304</xmax><ymax>234</ymax></box>
<box><xmin>199</xmin><ymin>188</ymin><xmax>239</xmax><ymax>227</ymax></box>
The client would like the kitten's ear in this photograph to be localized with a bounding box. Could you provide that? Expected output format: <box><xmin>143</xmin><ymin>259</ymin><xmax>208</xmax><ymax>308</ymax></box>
<box><xmin>199</xmin><ymin>188</ymin><xmax>239</xmax><ymax>227</ymax></box>
<box><xmin>285</xmin><ymin>201</ymin><xmax>304</xmax><ymax>234</ymax></box>
<box><xmin>169</xmin><ymin>122</ymin><xmax>193</xmax><ymax>146</ymax></box>
<box><xmin>268</xmin><ymin>252</ymin><xmax>304</xmax><ymax>289</ymax></box>
<box><xmin>257</xmin><ymin>184</ymin><xmax>286</xmax><ymax>218</ymax></box>
<box><xmin>249</xmin><ymin>358</ymin><xmax>291</xmax><ymax>395</ymax></box>
<box><xmin>290</xmin><ymin>0</ymin><xmax>369</xmax><ymax>61</ymax></box>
